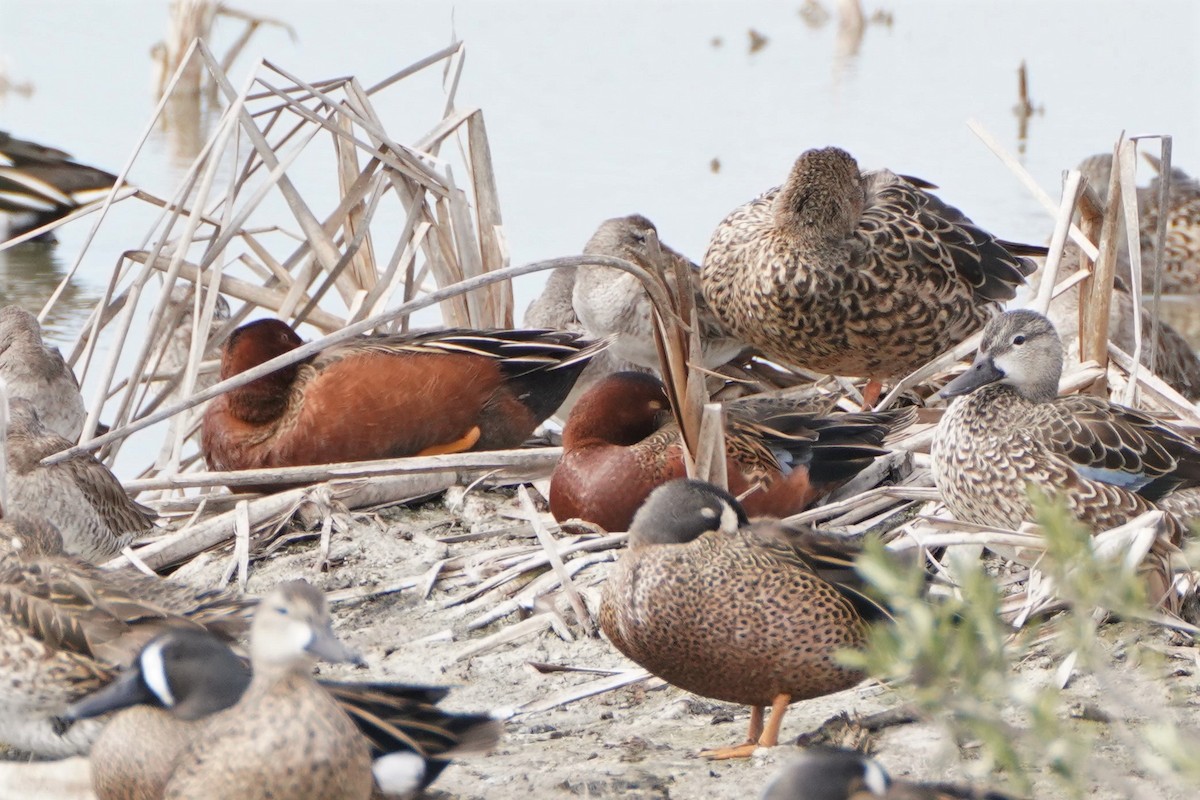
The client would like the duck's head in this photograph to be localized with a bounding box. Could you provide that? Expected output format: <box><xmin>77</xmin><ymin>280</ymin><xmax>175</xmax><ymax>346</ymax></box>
<box><xmin>64</xmin><ymin>628</ymin><xmax>250</xmax><ymax>724</ymax></box>
<box><xmin>761</xmin><ymin>747</ymin><xmax>890</xmax><ymax>800</ymax></box>
<box><xmin>940</xmin><ymin>309</ymin><xmax>1063</xmax><ymax>403</ymax></box>
<box><xmin>561</xmin><ymin>371</ymin><xmax>673</xmax><ymax>449</ymax></box>
<box><xmin>251</xmin><ymin>579</ymin><xmax>363</xmax><ymax>671</ymax></box>
<box><xmin>220</xmin><ymin>319</ymin><xmax>305</xmax><ymax>422</ymax></box>
<box><xmin>628</xmin><ymin>478</ymin><xmax>748</xmax><ymax>547</ymax></box>
<box><xmin>582</xmin><ymin>214</ymin><xmax>664</xmax><ymax>266</ymax></box>
<box><xmin>0</xmin><ymin>305</ymin><xmax>42</xmax><ymax>352</ymax></box>
<box><xmin>777</xmin><ymin>147</ymin><xmax>865</xmax><ymax>239</ymax></box>
<box><xmin>220</xmin><ymin>318</ymin><xmax>304</xmax><ymax>381</ymax></box>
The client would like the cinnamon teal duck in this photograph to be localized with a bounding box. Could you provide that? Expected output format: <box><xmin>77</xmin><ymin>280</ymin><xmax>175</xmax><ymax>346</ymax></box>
<box><xmin>762</xmin><ymin>747</ymin><xmax>1023</xmax><ymax>799</ymax></box>
<box><xmin>67</xmin><ymin>624</ymin><xmax>500</xmax><ymax>800</ymax></box>
<box><xmin>0</xmin><ymin>305</ymin><xmax>87</xmax><ymax>441</ymax></box>
<box><xmin>574</xmin><ymin>214</ymin><xmax>746</xmax><ymax>371</ymax></box>
<box><xmin>200</xmin><ymin>320</ymin><xmax>604</xmax><ymax>492</ymax></box>
<box><xmin>932</xmin><ymin>309</ymin><xmax>1200</xmax><ymax>543</ymax></box>
<box><xmin>0</xmin><ymin>514</ymin><xmax>248</xmax><ymax>757</ymax></box>
<box><xmin>599</xmin><ymin>479</ymin><xmax>890</xmax><ymax>759</ymax></box>
<box><xmin>701</xmin><ymin>147</ymin><xmax>1039</xmax><ymax>405</ymax></box>
<box><xmin>551</xmin><ymin>371</ymin><xmax>912</xmax><ymax>531</ymax></box>
<box><xmin>5</xmin><ymin>399</ymin><xmax>155</xmax><ymax>562</ymax></box>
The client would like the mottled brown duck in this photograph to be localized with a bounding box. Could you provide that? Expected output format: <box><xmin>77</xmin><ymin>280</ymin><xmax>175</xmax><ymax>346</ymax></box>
<box><xmin>0</xmin><ymin>514</ymin><xmax>248</xmax><ymax>757</ymax></box>
<box><xmin>1078</xmin><ymin>152</ymin><xmax>1200</xmax><ymax>294</ymax></box>
<box><xmin>1040</xmin><ymin>243</ymin><xmax>1200</xmax><ymax>401</ymax></box>
<box><xmin>702</xmin><ymin>146</ymin><xmax>1039</xmax><ymax>405</ymax></box>
<box><xmin>599</xmin><ymin>479</ymin><xmax>889</xmax><ymax>759</ymax></box>
<box><xmin>4</xmin><ymin>398</ymin><xmax>155</xmax><ymax>562</ymax></box>
<box><xmin>933</xmin><ymin>309</ymin><xmax>1200</xmax><ymax>544</ymax></box>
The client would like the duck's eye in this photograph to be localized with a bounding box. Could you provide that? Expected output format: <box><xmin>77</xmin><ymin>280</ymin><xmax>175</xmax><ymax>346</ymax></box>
<box><xmin>274</xmin><ymin>606</ymin><xmax>289</xmax><ymax>615</ymax></box>
<box><xmin>630</xmin><ymin>231</ymin><xmax>647</xmax><ymax>245</ymax></box>
<box><xmin>1012</xmin><ymin>334</ymin><xmax>1026</xmax><ymax>345</ymax></box>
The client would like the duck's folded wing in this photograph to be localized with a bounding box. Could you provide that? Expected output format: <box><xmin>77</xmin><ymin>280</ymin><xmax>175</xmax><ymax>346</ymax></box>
<box><xmin>1034</xmin><ymin>396</ymin><xmax>1200</xmax><ymax>499</ymax></box>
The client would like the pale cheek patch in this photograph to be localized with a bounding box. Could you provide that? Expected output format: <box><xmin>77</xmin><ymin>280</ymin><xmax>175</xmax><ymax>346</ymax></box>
<box><xmin>140</xmin><ymin>641</ymin><xmax>176</xmax><ymax>707</ymax></box>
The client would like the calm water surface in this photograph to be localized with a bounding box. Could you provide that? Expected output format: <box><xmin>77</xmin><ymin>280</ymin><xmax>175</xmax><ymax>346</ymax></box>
<box><xmin>1</xmin><ymin>0</ymin><xmax>1197</xmax><ymax>470</ymax></box>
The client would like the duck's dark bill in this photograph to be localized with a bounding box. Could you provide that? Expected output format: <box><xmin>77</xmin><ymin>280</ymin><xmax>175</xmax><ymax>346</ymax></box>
<box><xmin>63</xmin><ymin>669</ymin><xmax>155</xmax><ymax>722</ymax></box>
<box><xmin>939</xmin><ymin>356</ymin><xmax>1003</xmax><ymax>398</ymax></box>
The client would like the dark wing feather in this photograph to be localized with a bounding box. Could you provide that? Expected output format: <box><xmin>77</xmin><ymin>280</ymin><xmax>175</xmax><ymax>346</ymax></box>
<box><xmin>1035</xmin><ymin>395</ymin><xmax>1200</xmax><ymax>499</ymax></box>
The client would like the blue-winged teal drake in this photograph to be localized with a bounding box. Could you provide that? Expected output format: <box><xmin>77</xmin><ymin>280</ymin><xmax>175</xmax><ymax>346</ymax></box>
<box><xmin>599</xmin><ymin>479</ymin><xmax>890</xmax><ymax>759</ymax></box>
<box><xmin>143</xmin><ymin>580</ymin><xmax>369</xmax><ymax>799</ymax></box>
<box><xmin>201</xmin><ymin>320</ymin><xmax>604</xmax><ymax>492</ymax></box>
<box><xmin>701</xmin><ymin>147</ymin><xmax>1039</xmax><ymax>403</ymax></box>
<box><xmin>573</xmin><ymin>214</ymin><xmax>747</xmax><ymax>371</ymax></box>
<box><xmin>0</xmin><ymin>305</ymin><xmax>87</xmax><ymax>441</ymax></box>
<box><xmin>5</xmin><ymin>399</ymin><xmax>155</xmax><ymax>562</ymax></box>
<box><xmin>66</xmin><ymin>625</ymin><xmax>500</xmax><ymax>800</ymax></box>
<box><xmin>551</xmin><ymin>372</ymin><xmax>912</xmax><ymax>531</ymax></box>
<box><xmin>932</xmin><ymin>309</ymin><xmax>1200</xmax><ymax>543</ymax></box>
<box><xmin>762</xmin><ymin>747</ymin><xmax>1022</xmax><ymax>799</ymax></box>
<box><xmin>0</xmin><ymin>514</ymin><xmax>248</xmax><ymax>757</ymax></box>
<box><xmin>0</xmin><ymin>131</ymin><xmax>118</xmax><ymax>241</ymax></box>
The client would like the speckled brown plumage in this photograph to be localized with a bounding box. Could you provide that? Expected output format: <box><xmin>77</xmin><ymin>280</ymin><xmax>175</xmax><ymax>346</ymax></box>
<box><xmin>0</xmin><ymin>515</ymin><xmax>248</xmax><ymax>757</ymax></box>
<box><xmin>4</xmin><ymin>399</ymin><xmax>154</xmax><ymax>562</ymax></box>
<box><xmin>1139</xmin><ymin>156</ymin><xmax>1200</xmax><ymax>293</ymax></box>
<box><xmin>1041</xmin><ymin>244</ymin><xmax>1200</xmax><ymax>401</ymax></box>
<box><xmin>573</xmin><ymin>214</ymin><xmax>746</xmax><ymax>371</ymax></box>
<box><xmin>599</xmin><ymin>480</ymin><xmax>887</xmax><ymax>756</ymax></box>
<box><xmin>1077</xmin><ymin>153</ymin><xmax>1200</xmax><ymax>294</ymax></box>
<box><xmin>933</xmin><ymin>310</ymin><xmax>1200</xmax><ymax>542</ymax></box>
<box><xmin>701</xmin><ymin>147</ymin><xmax>1037</xmax><ymax>379</ymax></box>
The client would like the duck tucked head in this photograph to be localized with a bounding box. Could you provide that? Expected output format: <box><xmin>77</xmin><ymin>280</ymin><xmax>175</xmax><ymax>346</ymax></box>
<box><xmin>220</xmin><ymin>319</ymin><xmax>306</xmax><ymax>423</ymax></box>
<box><xmin>628</xmin><ymin>478</ymin><xmax>749</xmax><ymax>548</ymax></box>
<box><xmin>0</xmin><ymin>305</ymin><xmax>40</xmax><ymax>352</ymax></box>
<box><xmin>940</xmin><ymin>309</ymin><xmax>1064</xmax><ymax>403</ymax></box>
<box><xmin>776</xmin><ymin>147</ymin><xmax>866</xmax><ymax>241</ymax></box>
<box><xmin>582</xmin><ymin>214</ymin><xmax>664</xmax><ymax>266</ymax></box>
<box><xmin>561</xmin><ymin>371</ymin><xmax>672</xmax><ymax>449</ymax></box>
<box><xmin>251</xmin><ymin>579</ymin><xmax>363</xmax><ymax>672</ymax></box>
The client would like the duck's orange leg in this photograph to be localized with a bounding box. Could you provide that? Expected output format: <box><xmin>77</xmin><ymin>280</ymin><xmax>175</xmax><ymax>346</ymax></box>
<box><xmin>416</xmin><ymin>426</ymin><xmax>481</xmax><ymax>456</ymax></box>
<box><xmin>701</xmin><ymin>698</ymin><xmax>789</xmax><ymax>760</ymax></box>
<box><xmin>861</xmin><ymin>379</ymin><xmax>883</xmax><ymax>410</ymax></box>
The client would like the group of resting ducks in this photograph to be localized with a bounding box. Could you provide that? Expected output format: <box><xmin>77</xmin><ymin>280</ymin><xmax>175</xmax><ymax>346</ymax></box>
<box><xmin>2</xmin><ymin>138</ymin><xmax>1200</xmax><ymax>798</ymax></box>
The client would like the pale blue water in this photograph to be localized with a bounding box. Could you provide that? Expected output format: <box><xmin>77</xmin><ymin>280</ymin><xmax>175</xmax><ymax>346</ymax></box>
<box><xmin>1</xmin><ymin>0</ymin><xmax>1197</xmax><ymax>472</ymax></box>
